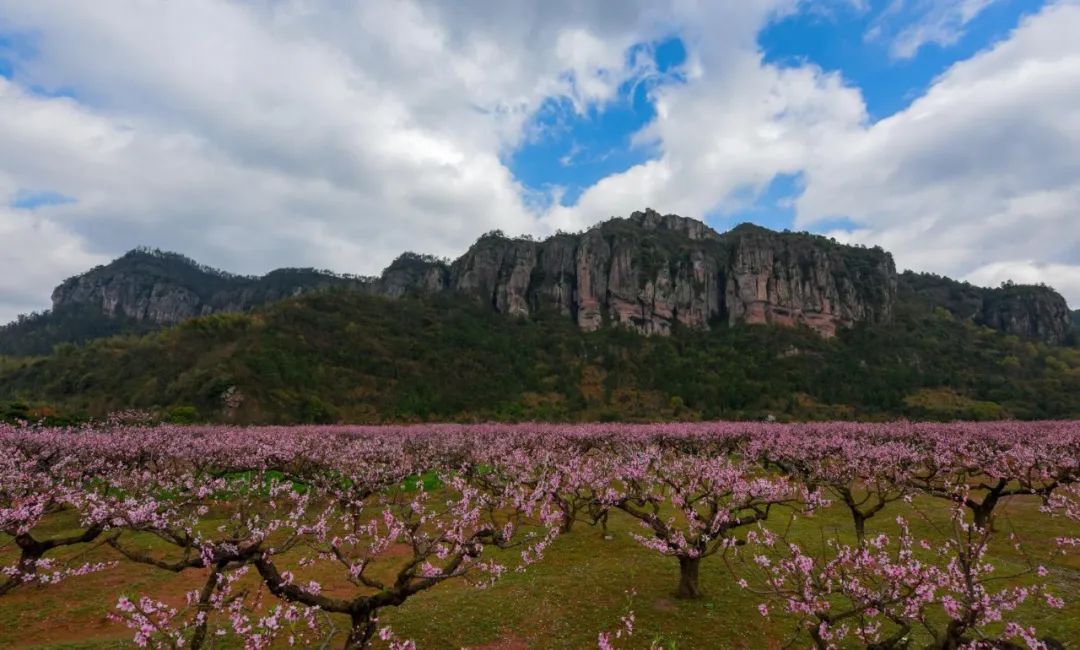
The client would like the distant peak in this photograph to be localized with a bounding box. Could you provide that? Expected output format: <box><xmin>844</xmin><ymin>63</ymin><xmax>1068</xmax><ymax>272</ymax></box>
<box><xmin>386</xmin><ymin>251</ymin><xmax>448</xmax><ymax>271</ymax></box>
<box><xmin>727</xmin><ymin>222</ymin><xmax>771</xmax><ymax>235</ymax></box>
<box><xmin>624</xmin><ymin>208</ymin><xmax>715</xmax><ymax>240</ymax></box>
<box><xmin>109</xmin><ymin>247</ymin><xmax>242</xmax><ymax>280</ymax></box>
<box><xmin>122</xmin><ymin>246</ymin><xmax>179</xmax><ymax>260</ymax></box>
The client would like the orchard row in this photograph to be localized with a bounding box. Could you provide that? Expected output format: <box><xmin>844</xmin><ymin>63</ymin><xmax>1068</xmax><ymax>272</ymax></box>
<box><xmin>2</xmin><ymin>420</ymin><xmax>1079</xmax><ymax>649</ymax></box>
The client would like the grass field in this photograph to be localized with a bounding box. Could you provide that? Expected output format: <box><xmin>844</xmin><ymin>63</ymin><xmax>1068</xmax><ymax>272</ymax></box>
<box><xmin>3</xmin><ymin>493</ymin><xmax>1078</xmax><ymax>649</ymax></box>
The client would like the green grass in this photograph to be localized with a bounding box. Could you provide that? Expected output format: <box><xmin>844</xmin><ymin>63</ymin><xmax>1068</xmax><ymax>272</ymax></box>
<box><xmin>2</xmin><ymin>495</ymin><xmax>1078</xmax><ymax>649</ymax></box>
<box><xmin>401</xmin><ymin>470</ymin><xmax>442</xmax><ymax>492</ymax></box>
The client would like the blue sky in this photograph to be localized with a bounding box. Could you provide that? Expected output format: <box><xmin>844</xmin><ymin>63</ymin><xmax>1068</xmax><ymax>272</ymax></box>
<box><xmin>0</xmin><ymin>36</ymin><xmax>14</xmax><ymax>78</ymax></box>
<box><xmin>760</xmin><ymin>0</ymin><xmax>1046</xmax><ymax>120</ymax></box>
<box><xmin>510</xmin><ymin>0</ymin><xmax>1048</xmax><ymax>233</ymax></box>
<box><xmin>0</xmin><ymin>31</ymin><xmax>34</xmax><ymax>80</ymax></box>
<box><xmin>11</xmin><ymin>189</ymin><xmax>75</xmax><ymax>210</ymax></box>
<box><xmin>509</xmin><ymin>37</ymin><xmax>687</xmax><ymax>209</ymax></box>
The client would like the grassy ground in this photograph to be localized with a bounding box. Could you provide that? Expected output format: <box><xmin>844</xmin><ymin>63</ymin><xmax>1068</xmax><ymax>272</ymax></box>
<box><xmin>2</xmin><ymin>495</ymin><xmax>1078</xmax><ymax>649</ymax></box>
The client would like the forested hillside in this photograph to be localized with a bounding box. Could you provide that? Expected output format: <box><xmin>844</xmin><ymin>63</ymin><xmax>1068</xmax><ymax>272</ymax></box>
<box><xmin>2</xmin><ymin>285</ymin><xmax>1078</xmax><ymax>424</ymax></box>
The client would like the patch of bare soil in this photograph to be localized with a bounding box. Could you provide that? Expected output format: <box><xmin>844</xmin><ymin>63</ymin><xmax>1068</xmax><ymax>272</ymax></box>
<box><xmin>470</xmin><ymin>631</ymin><xmax>530</xmax><ymax>649</ymax></box>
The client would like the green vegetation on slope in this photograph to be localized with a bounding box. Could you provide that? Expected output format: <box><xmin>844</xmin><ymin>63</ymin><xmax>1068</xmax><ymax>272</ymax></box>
<box><xmin>0</xmin><ymin>303</ymin><xmax>159</xmax><ymax>357</ymax></box>
<box><xmin>2</xmin><ymin>287</ymin><xmax>1080</xmax><ymax>424</ymax></box>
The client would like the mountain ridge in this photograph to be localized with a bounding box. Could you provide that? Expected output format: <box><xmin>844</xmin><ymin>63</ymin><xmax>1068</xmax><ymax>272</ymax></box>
<box><xmin>0</xmin><ymin>209</ymin><xmax>1075</xmax><ymax>356</ymax></box>
<box><xmin>402</xmin><ymin>209</ymin><xmax>897</xmax><ymax>337</ymax></box>
<box><xmin>50</xmin><ymin>247</ymin><xmax>370</xmax><ymax>323</ymax></box>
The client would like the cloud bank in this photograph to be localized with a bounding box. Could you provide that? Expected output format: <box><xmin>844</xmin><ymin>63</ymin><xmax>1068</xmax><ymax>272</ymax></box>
<box><xmin>0</xmin><ymin>0</ymin><xmax>1077</xmax><ymax>323</ymax></box>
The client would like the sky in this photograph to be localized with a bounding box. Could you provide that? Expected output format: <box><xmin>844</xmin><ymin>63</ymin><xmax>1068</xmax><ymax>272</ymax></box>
<box><xmin>0</xmin><ymin>0</ymin><xmax>1078</xmax><ymax>323</ymax></box>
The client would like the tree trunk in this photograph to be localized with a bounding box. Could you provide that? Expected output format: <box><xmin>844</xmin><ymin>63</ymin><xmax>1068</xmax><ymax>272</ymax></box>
<box><xmin>840</xmin><ymin>489</ymin><xmax>869</xmax><ymax>544</ymax></box>
<box><xmin>2</xmin><ymin>535</ymin><xmax>46</xmax><ymax>594</ymax></box>
<box><xmin>676</xmin><ymin>556</ymin><xmax>702</xmax><ymax>599</ymax></box>
<box><xmin>559</xmin><ymin>508</ymin><xmax>575</xmax><ymax>534</ymax></box>
<box><xmin>972</xmin><ymin>497</ymin><xmax>997</xmax><ymax>530</ymax></box>
<box><xmin>344</xmin><ymin>610</ymin><xmax>377</xmax><ymax>650</ymax></box>
<box><xmin>853</xmin><ymin>512</ymin><xmax>867</xmax><ymax>544</ymax></box>
<box><xmin>970</xmin><ymin>483</ymin><xmax>1005</xmax><ymax>531</ymax></box>
<box><xmin>189</xmin><ymin>563</ymin><xmax>225</xmax><ymax>650</ymax></box>
<box><xmin>927</xmin><ymin>619</ymin><xmax>968</xmax><ymax>650</ymax></box>
<box><xmin>595</xmin><ymin>510</ymin><xmax>611</xmax><ymax>539</ymax></box>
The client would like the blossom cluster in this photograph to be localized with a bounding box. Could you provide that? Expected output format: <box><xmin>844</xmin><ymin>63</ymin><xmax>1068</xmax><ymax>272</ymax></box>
<box><xmin>1</xmin><ymin>419</ymin><xmax>1077</xmax><ymax>648</ymax></box>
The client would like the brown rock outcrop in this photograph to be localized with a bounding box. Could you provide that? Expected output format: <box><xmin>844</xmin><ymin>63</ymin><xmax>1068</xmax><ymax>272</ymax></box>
<box><xmin>391</xmin><ymin>209</ymin><xmax>897</xmax><ymax>338</ymax></box>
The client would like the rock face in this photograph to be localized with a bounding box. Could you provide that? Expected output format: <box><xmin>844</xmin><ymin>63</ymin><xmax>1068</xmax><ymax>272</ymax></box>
<box><xmin>374</xmin><ymin>253</ymin><xmax>449</xmax><ymax>299</ymax></box>
<box><xmin>55</xmin><ymin>273</ymin><xmax>202</xmax><ymax>324</ymax></box>
<box><xmin>440</xmin><ymin>218</ymin><xmax>728</xmax><ymax>334</ymax></box>
<box><xmin>381</xmin><ymin>210</ymin><xmax>897</xmax><ymax>337</ymax></box>
<box><xmin>899</xmin><ymin>271</ymin><xmax>1074</xmax><ymax>345</ymax></box>
<box><xmin>39</xmin><ymin>211</ymin><xmax>1074</xmax><ymax>344</ymax></box>
<box><xmin>722</xmin><ymin>224</ymin><xmax>896</xmax><ymax>338</ymax></box>
<box><xmin>51</xmin><ymin>249</ymin><xmax>366</xmax><ymax>324</ymax></box>
<box><xmin>979</xmin><ymin>285</ymin><xmax>1073</xmax><ymax>344</ymax></box>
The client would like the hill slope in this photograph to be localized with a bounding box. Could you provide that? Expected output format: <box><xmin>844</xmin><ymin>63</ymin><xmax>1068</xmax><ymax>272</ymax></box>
<box><xmin>2</xmin><ymin>286</ymin><xmax>1079</xmax><ymax>424</ymax></box>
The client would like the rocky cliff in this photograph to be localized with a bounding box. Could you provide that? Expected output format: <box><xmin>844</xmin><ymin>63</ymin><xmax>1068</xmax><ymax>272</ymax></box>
<box><xmin>720</xmin><ymin>223</ymin><xmax>895</xmax><ymax>338</ymax></box>
<box><xmin>384</xmin><ymin>210</ymin><xmax>896</xmax><ymax>337</ymax></box>
<box><xmin>979</xmin><ymin>284</ymin><xmax>1074</xmax><ymax>344</ymax></box>
<box><xmin>898</xmin><ymin>271</ymin><xmax>1073</xmax><ymax>345</ymax></box>
<box><xmin>371</xmin><ymin>253</ymin><xmax>450</xmax><ymax>299</ymax></box>
<box><xmin>22</xmin><ymin>211</ymin><xmax>1074</xmax><ymax>350</ymax></box>
<box><xmin>51</xmin><ymin>248</ymin><xmax>366</xmax><ymax>324</ymax></box>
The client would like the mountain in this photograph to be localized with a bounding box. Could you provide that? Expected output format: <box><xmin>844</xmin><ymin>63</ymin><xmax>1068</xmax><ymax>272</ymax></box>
<box><xmin>2</xmin><ymin>286</ymin><xmax>1079</xmax><ymax>424</ymax></box>
<box><xmin>5</xmin><ymin>209</ymin><xmax>1073</xmax><ymax>358</ymax></box>
<box><xmin>0</xmin><ymin>249</ymin><xmax>368</xmax><ymax>355</ymax></box>
<box><xmin>898</xmin><ymin>271</ymin><xmax>1074</xmax><ymax>345</ymax></box>
<box><xmin>387</xmin><ymin>212</ymin><xmax>896</xmax><ymax>337</ymax></box>
<box><xmin>51</xmin><ymin>247</ymin><xmax>370</xmax><ymax>323</ymax></box>
<box><xmin>2</xmin><ymin>208</ymin><xmax>1079</xmax><ymax>424</ymax></box>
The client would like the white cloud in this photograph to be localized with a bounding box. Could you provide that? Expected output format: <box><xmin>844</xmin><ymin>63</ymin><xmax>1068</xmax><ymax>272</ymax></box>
<box><xmin>0</xmin><ymin>205</ymin><xmax>106</xmax><ymax>318</ymax></box>
<box><xmin>0</xmin><ymin>0</ymin><xmax>1077</xmax><ymax>324</ymax></box>
<box><xmin>0</xmin><ymin>0</ymin><xmax>814</xmax><ymax>322</ymax></box>
<box><xmin>541</xmin><ymin>3</ymin><xmax>868</xmax><ymax>233</ymax></box>
<box><xmin>865</xmin><ymin>0</ymin><xmax>1001</xmax><ymax>60</ymax></box>
<box><xmin>796</xmin><ymin>1</ymin><xmax>1080</xmax><ymax>306</ymax></box>
<box><xmin>0</xmin><ymin>0</ymin><xmax>681</xmax><ymax>321</ymax></box>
